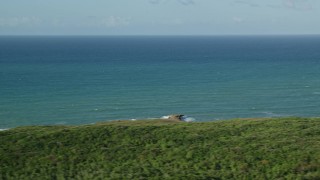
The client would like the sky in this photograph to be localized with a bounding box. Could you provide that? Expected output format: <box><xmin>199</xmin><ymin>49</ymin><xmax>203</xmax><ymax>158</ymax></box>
<box><xmin>0</xmin><ymin>0</ymin><xmax>319</xmax><ymax>35</ymax></box>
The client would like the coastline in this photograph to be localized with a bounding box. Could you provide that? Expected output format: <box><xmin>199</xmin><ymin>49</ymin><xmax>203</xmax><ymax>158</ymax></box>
<box><xmin>1</xmin><ymin>116</ymin><xmax>318</xmax><ymax>129</ymax></box>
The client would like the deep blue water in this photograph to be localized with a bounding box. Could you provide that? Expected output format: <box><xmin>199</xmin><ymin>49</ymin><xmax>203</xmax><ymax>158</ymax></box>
<box><xmin>1</xmin><ymin>36</ymin><xmax>320</xmax><ymax>128</ymax></box>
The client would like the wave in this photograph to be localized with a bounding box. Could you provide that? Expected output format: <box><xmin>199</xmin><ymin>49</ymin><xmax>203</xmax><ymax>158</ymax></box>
<box><xmin>181</xmin><ymin>116</ymin><xmax>196</xmax><ymax>122</ymax></box>
<box><xmin>261</xmin><ymin>111</ymin><xmax>287</xmax><ymax>117</ymax></box>
<box><xmin>161</xmin><ymin>116</ymin><xmax>170</xmax><ymax>119</ymax></box>
<box><xmin>161</xmin><ymin>115</ymin><xmax>196</xmax><ymax>122</ymax></box>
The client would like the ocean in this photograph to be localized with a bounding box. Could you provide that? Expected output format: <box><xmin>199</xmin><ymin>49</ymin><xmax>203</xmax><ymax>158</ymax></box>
<box><xmin>1</xmin><ymin>35</ymin><xmax>320</xmax><ymax>128</ymax></box>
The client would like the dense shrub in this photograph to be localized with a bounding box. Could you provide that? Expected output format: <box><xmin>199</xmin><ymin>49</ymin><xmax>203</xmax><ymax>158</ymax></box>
<box><xmin>0</xmin><ymin>117</ymin><xmax>319</xmax><ymax>179</ymax></box>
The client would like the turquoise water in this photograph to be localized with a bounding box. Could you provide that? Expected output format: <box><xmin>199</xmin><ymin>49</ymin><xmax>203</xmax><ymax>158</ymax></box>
<box><xmin>1</xmin><ymin>36</ymin><xmax>320</xmax><ymax>128</ymax></box>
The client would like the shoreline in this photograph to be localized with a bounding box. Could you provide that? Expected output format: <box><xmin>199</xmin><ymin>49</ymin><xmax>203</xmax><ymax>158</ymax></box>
<box><xmin>1</xmin><ymin>116</ymin><xmax>319</xmax><ymax>130</ymax></box>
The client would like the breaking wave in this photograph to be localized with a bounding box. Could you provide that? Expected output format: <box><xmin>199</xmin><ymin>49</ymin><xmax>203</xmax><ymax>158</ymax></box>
<box><xmin>161</xmin><ymin>115</ymin><xmax>196</xmax><ymax>122</ymax></box>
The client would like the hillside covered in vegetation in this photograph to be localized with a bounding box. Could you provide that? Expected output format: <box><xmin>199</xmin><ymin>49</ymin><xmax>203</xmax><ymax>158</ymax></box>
<box><xmin>1</xmin><ymin>117</ymin><xmax>320</xmax><ymax>179</ymax></box>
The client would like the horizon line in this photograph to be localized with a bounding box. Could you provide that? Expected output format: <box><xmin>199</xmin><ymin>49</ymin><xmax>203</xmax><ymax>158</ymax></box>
<box><xmin>1</xmin><ymin>34</ymin><xmax>320</xmax><ymax>37</ymax></box>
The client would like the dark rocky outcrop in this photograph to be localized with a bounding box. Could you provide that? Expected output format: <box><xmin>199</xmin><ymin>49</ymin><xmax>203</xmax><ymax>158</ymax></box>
<box><xmin>167</xmin><ymin>114</ymin><xmax>185</xmax><ymax>121</ymax></box>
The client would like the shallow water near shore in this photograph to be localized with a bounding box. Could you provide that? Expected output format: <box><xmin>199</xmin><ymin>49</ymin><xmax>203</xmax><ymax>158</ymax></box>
<box><xmin>1</xmin><ymin>35</ymin><xmax>320</xmax><ymax>128</ymax></box>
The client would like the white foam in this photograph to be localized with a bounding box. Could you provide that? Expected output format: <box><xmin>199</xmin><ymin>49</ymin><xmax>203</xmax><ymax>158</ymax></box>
<box><xmin>181</xmin><ymin>116</ymin><xmax>196</xmax><ymax>122</ymax></box>
<box><xmin>161</xmin><ymin>115</ymin><xmax>196</xmax><ymax>122</ymax></box>
<box><xmin>0</xmin><ymin>129</ymin><xmax>8</xmax><ymax>131</ymax></box>
<box><xmin>262</xmin><ymin>111</ymin><xmax>284</xmax><ymax>117</ymax></box>
<box><xmin>160</xmin><ymin>116</ymin><xmax>170</xmax><ymax>119</ymax></box>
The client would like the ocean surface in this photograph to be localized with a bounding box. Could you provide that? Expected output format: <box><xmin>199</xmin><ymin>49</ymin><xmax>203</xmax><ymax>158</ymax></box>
<box><xmin>1</xmin><ymin>35</ymin><xmax>320</xmax><ymax>128</ymax></box>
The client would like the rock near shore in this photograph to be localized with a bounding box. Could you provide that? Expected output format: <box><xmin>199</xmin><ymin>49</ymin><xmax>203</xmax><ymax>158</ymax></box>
<box><xmin>167</xmin><ymin>114</ymin><xmax>185</xmax><ymax>121</ymax></box>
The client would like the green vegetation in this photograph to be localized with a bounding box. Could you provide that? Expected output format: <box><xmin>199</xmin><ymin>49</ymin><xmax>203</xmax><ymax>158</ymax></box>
<box><xmin>1</xmin><ymin>117</ymin><xmax>320</xmax><ymax>179</ymax></box>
